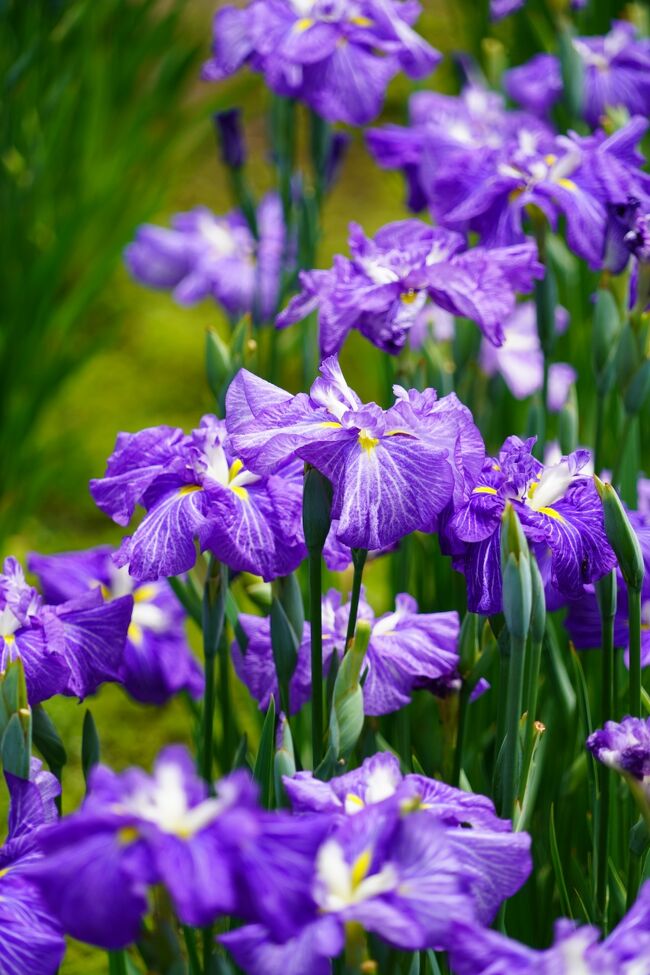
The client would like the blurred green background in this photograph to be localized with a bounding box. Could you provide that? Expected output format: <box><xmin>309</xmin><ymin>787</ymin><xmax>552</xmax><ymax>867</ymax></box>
<box><xmin>1</xmin><ymin>0</ymin><xmax>643</xmax><ymax>971</ymax></box>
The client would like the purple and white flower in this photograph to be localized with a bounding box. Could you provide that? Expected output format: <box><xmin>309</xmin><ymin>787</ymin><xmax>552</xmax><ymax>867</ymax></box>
<box><xmin>0</xmin><ymin>557</ymin><xmax>132</xmax><ymax>704</ymax></box>
<box><xmin>443</xmin><ymin>437</ymin><xmax>616</xmax><ymax>615</ymax></box>
<box><xmin>28</xmin><ymin>547</ymin><xmax>204</xmax><ymax>706</ymax></box>
<box><xmin>232</xmin><ymin>588</ymin><xmax>460</xmax><ymax>715</ymax></box>
<box><xmin>202</xmin><ymin>0</ymin><xmax>441</xmax><ymax>126</ymax></box>
<box><xmin>277</xmin><ymin>219</ymin><xmax>543</xmax><ymax>352</ymax></box>
<box><xmin>30</xmin><ymin>747</ymin><xmax>260</xmax><ymax>947</ymax></box>
<box><xmin>90</xmin><ymin>415</ymin><xmax>306</xmax><ymax>583</ymax></box>
<box><xmin>587</xmin><ymin>717</ymin><xmax>650</xmax><ymax>792</ymax></box>
<box><xmin>226</xmin><ymin>356</ymin><xmax>484</xmax><ymax>551</ymax></box>
<box><xmin>125</xmin><ymin>193</ymin><xmax>284</xmax><ymax>321</ymax></box>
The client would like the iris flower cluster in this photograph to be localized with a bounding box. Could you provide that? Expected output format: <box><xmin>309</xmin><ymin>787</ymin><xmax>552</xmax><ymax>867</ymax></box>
<box><xmin>202</xmin><ymin>0</ymin><xmax>441</xmax><ymax>125</ymax></box>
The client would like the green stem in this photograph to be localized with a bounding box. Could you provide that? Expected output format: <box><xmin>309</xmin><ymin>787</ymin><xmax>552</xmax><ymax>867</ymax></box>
<box><xmin>521</xmin><ymin>632</ymin><xmax>543</xmax><ymax>793</ymax></box>
<box><xmin>183</xmin><ymin>925</ymin><xmax>202</xmax><ymax>975</ymax></box>
<box><xmin>219</xmin><ymin>632</ymin><xmax>233</xmax><ymax>773</ymax></box>
<box><xmin>596</xmin><ymin>584</ymin><xmax>615</xmax><ymax>930</ymax></box>
<box><xmin>594</xmin><ymin>389</ymin><xmax>606</xmax><ymax>476</ymax></box>
<box><xmin>309</xmin><ymin>547</ymin><xmax>324</xmax><ymax>767</ymax></box>
<box><xmin>628</xmin><ymin>585</ymin><xmax>642</xmax><ymax>717</ymax></box>
<box><xmin>627</xmin><ymin>850</ymin><xmax>641</xmax><ymax>910</ymax></box>
<box><xmin>202</xmin><ymin>651</ymin><xmax>216</xmax><ymax>786</ymax></box>
<box><xmin>345</xmin><ymin>549</ymin><xmax>368</xmax><ymax>648</ymax></box>
<box><xmin>107</xmin><ymin>951</ymin><xmax>127</xmax><ymax>975</ymax></box>
<box><xmin>502</xmin><ymin>634</ymin><xmax>526</xmax><ymax>820</ymax></box>
<box><xmin>452</xmin><ymin>684</ymin><xmax>470</xmax><ymax>789</ymax></box>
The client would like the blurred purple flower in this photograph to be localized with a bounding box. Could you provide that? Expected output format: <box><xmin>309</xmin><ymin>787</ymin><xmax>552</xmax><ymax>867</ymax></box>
<box><xmin>124</xmin><ymin>193</ymin><xmax>284</xmax><ymax>321</ymax></box>
<box><xmin>587</xmin><ymin>716</ymin><xmax>650</xmax><ymax>784</ymax></box>
<box><xmin>232</xmin><ymin>588</ymin><xmax>459</xmax><ymax>715</ymax></box>
<box><xmin>503</xmin><ymin>53</ymin><xmax>563</xmax><ymax>117</ymax></box>
<box><xmin>30</xmin><ymin>747</ymin><xmax>260</xmax><ymax>948</ymax></box>
<box><xmin>449</xmin><ymin>882</ymin><xmax>650</xmax><ymax>975</ymax></box>
<box><xmin>277</xmin><ymin>219</ymin><xmax>543</xmax><ymax>352</ymax></box>
<box><xmin>90</xmin><ymin>416</ymin><xmax>306</xmax><ymax>583</ymax></box>
<box><xmin>202</xmin><ymin>0</ymin><xmax>441</xmax><ymax>126</ymax></box>
<box><xmin>0</xmin><ymin>557</ymin><xmax>132</xmax><ymax>705</ymax></box>
<box><xmin>29</xmin><ymin>547</ymin><xmax>203</xmax><ymax>706</ymax></box>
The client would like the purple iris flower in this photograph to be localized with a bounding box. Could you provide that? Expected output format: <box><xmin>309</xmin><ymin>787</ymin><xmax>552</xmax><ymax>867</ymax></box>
<box><xmin>202</xmin><ymin>0</ymin><xmax>441</xmax><ymax>126</ymax></box>
<box><xmin>0</xmin><ymin>557</ymin><xmax>132</xmax><ymax>705</ymax></box>
<box><xmin>479</xmin><ymin>302</ymin><xmax>575</xmax><ymax>410</ymax></box>
<box><xmin>587</xmin><ymin>716</ymin><xmax>650</xmax><ymax>789</ymax></box>
<box><xmin>277</xmin><ymin>219</ymin><xmax>543</xmax><ymax>351</ymax></box>
<box><xmin>443</xmin><ymin>437</ymin><xmax>616</xmax><ymax>615</ymax></box>
<box><xmin>223</xmin><ymin>798</ymin><xmax>479</xmax><ymax>974</ymax></box>
<box><xmin>90</xmin><ymin>415</ymin><xmax>306</xmax><ymax>583</ymax></box>
<box><xmin>564</xmin><ymin>506</ymin><xmax>650</xmax><ymax>667</ymax></box>
<box><xmin>233</xmin><ymin>587</ymin><xmax>459</xmax><ymax>715</ymax></box>
<box><xmin>449</xmin><ymin>881</ymin><xmax>650</xmax><ymax>975</ymax></box>
<box><xmin>503</xmin><ymin>54</ymin><xmax>563</xmax><ymax>118</ymax></box>
<box><xmin>366</xmin><ymin>84</ymin><xmax>554</xmax><ymax>216</ymax></box>
<box><xmin>430</xmin><ymin>116</ymin><xmax>650</xmax><ymax>270</ymax></box>
<box><xmin>0</xmin><ymin>760</ymin><xmax>65</xmax><ymax>975</ymax></box>
<box><xmin>283</xmin><ymin>751</ymin><xmax>532</xmax><ymax>923</ymax></box>
<box><xmin>491</xmin><ymin>0</ymin><xmax>586</xmax><ymax>19</ymax></box>
<box><xmin>28</xmin><ymin>547</ymin><xmax>204</xmax><ymax>706</ymax></box>
<box><xmin>505</xmin><ymin>23</ymin><xmax>650</xmax><ymax>128</ymax></box>
<box><xmin>226</xmin><ymin>356</ymin><xmax>484</xmax><ymax>551</ymax></box>
<box><xmin>29</xmin><ymin>747</ymin><xmax>260</xmax><ymax>948</ymax></box>
<box><xmin>124</xmin><ymin>193</ymin><xmax>284</xmax><ymax>321</ymax></box>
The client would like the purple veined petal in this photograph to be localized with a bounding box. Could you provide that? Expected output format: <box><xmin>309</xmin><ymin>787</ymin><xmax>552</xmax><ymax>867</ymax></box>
<box><xmin>302</xmin><ymin>432</ymin><xmax>454</xmax><ymax>551</ymax></box>
<box><xmin>28</xmin><ymin>546</ymin><xmax>112</xmax><ymax>604</ymax></box>
<box><xmin>201</xmin><ymin>5</ymin><xmax>256</xmax><ymax>81</ymax></box>
<box><xmin>3</xmin><ymin>624</ymin><xmax>70</xmax><ymax>706</ymax></box>
<box><xmin>302</xmin><ymin>41</ymin><xmax>398</xmax><ymax>126</ymax></box>
<box><xmin>221</xmin><ymin>918</ymin><xmax>343</xmax><ymax>975</ymax></box>
<box><xmin>503</xmin><ymin>53</ymin><xmax>563</xmax><ymax>117</ymax></box>
<box><xmin>90</xmin><ymin>425</ymin><xmax>187</xmax><ymax>527</ymax></box>
<box><xmin>537</xmin><ymin>180</ymin><xmax>608</xmax><ymax>270</ymax></box>
<box><xmin>0</xmin><ymin>872</ymin><xmax>65</xmax><ymax>975</ymax></box>
<box><xmin>117</xmin><ymin>477</ymin><xmax>211</xmax><ymax>582</ymax></box>
<box><xmin>55</xmin><ymin>593</ymin><xmax>133</xmax><ymax>698</ymax></box>
<box><xmin>276</xmin><ymin>270</ymin><xmax>330</xmax><ymax>331</ymax></box>
<box><xmin>463</xmin><ymin>531</ymin><xmax>503</xmax><ymax>615</ymax></box>
<box><xmin>124</xmin><ymin>225</ymin><xmax>189</xmax><ymax>290</ymax></box>
<box><xmin>121</xmin><ymin>628</ymin><xmax>204</xmax><ymax>706</ymax></box>
<box><xmin>29</xmin><ymin>822</ymin><xmax>151</xmax><ymax>950</ymax></box>
<box><xmin>363</xmin><ymin>609</ymin><xmax>460</xmax><ymax>716</ymax></box>
<box><xmin>446</xmin><ymin>827</ymin><xmax>532</xmax><ymax>924</ymax></box>
<box><xmin>278</xmin><ymin>20</ymin><xmax>339</xmax><ymax>64</ymax></box>
<box><xmin>225</xmin><ymin>368</ymin><xmax>294</xmax><ymax>435</ymax></box>
<box><xmin>365</xmin><ymin>124</ymin><xmax>425</xmax><ymax>169</ymax></box>
<box><xmin>448</xmin><ymin>919</ymin><xmax>535</xmax><ymax>974</ymax></box>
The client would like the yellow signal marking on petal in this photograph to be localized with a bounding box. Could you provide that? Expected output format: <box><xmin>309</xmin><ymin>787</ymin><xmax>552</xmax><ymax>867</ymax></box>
<box><xmin>229</xmin><ymin>459</ymin><xmax>244</xmax><ymax>479</ymax></box>
<box><xmin>295</xmin><ymin>17</ymin><xmax>314</xmax><ymax>31</ymax></box>
<box><xmin>544</xmin><ymin>154</ymin><xmax>558</xmax><ymax>165</ymax></box>
<box><xmin>358</xmin><ymin>431</ymin><xmax>379</xmax><ymax>453</ymax></box>
<box><xmin>385</xmin><ymin>429</ymin><xmax>412</xmax><ymax>437</ymax></box>
<box><xmin>527</xmin><ymin>481</ymin><xmax>539</xmax><ymax>499</ymax></box>
<box><xmin>345</xmin><ymin>793</ymin><xmax>365</xmax><ymax>810</ymax></box>
<box><xmin>538</xmin><ymin>506</ymin><xmax>566</xmax><ymax>522</ymax></box>
<box><xmin>400</xmin><ymin>290</ymin><xmax>418</xmax><ymax>304</ymax></box>
<box><xmin>0</xmin><ymin>867</ymin><xmax>10</xmax><ymax>879</ymax></box>
<box><xmin>128</xmin><ymin>622</ymin><xmax>143</xmax><ymax>645</ymax></box>
<box><xmin>351</xmin><ymin>849</ymin><xmax>372</xmax><ymax>889</ymax></box>
<box><xmin>473</xmin><ymin>486</ymin><xmax>498</xmax><ymax>495</ymax></box>
<box><xmin>133</xmin><ymin>585</ymin><xmax>157</xmax><ymax>603</ymax></box>
<box><xmin>100</xmin><ymin>583</ymin><xmax>111</xmax><ymax>601</ymax></box>
<box><xmin>350</xmin><ymin>15</ymin><xmax>373</xmax><ymax>26</ymax></box>
<box><xmin>508</xmin><ymin>187</ymin><xmax>524</xmax><ymax>203</ymax></box>
<box><xmin>118</xmin><ymin>827</ymin><xmax>139</xmax><ymax>846</ymax></box>
<box><xmin>557</xmin><ymin>178</ymin><xmax>577</xmax><ymax>192</ymax></box>
<box><xmin>3</xmin><ymin>634</ymin><xmax>15</xmax><ymax>645</ymax></box>
<box><xmin>492</xmin><ymin>463</ymin><xmax>501</xmax><ymax>471</ymax></box>
<box><xmin>230</xmin><ymin>485</ymin><xmax>249</xmax><ymax>501</ymax></box>
<box><xmin>319</xmin><ymin>421</ymin><xmax>342</xmax><ymax>429</ymax></box>
<box><xmin>179</xmin><ymin>485</ymin><xmax>202</xmax><ymax>496</ymax></box>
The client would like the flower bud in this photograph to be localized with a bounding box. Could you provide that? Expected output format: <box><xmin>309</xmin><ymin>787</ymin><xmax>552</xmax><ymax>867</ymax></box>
<box><xmin>594</xmin><ymin>476</ymin><xmax>645</xmax><ymax>591</ymax></box>
<box><xmin>500</xmin><ymin>503</ymin><xmax>533</xmax><ymax>641</ymax></box>
<box><xmin>529</xmin><ymin>553</ymin><xmax>546</xmax><ymax>647</ymax></box>
<box><xmin>302</xmin><ymin>466</ymin><xmax>333</xmax><ymax>553</ymax></box>
<box><xmin>329</xmin><ymin>620</ymin><xmax>371</xmax><ymax>759</ymax></box>
<box><xmin>214</xmin><ymin>109</ymin><xmax>246</xmax><ymax>169</ymax></box>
